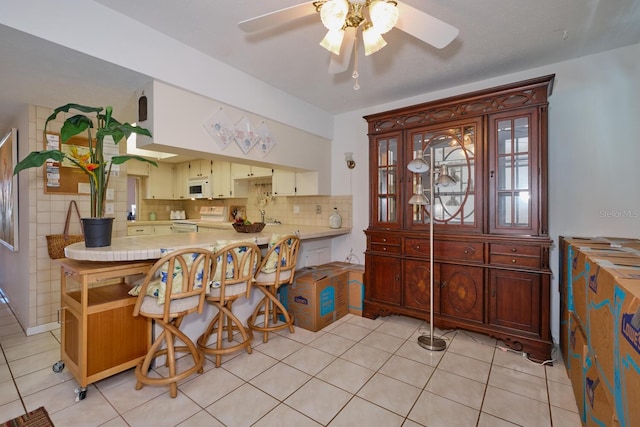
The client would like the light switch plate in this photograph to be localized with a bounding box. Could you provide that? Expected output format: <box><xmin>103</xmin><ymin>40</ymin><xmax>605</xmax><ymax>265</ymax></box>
<box><xmin>293</xmin><ymin>205</ymin><xmax>300</xmax><ymax>214</ymax></box>
<box><xmin>105</xmin><ymin>203</ymin><xmax>114</xmax><ymax>215</ymax></box>
<box><xmin>106</xmin><ymin>188</ymin><xmax>114</xmax><ymax>200</ymax></box>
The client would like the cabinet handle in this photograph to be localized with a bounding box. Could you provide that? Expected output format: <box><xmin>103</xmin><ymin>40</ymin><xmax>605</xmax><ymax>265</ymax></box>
<box><xmin>511</xmin><ymin>248</ymin><xmax>517</xmax><ymax>252</ymax></box>
<box><xmin>57</xmin><ymin>307</ymin><xmax>66</xmax><ymax>324</ymax></box>
<box><xmin>463</xmin><ymin>249</ymin><xmax>469</xmax><ymax>254</ymax></box>
<box><xmin>382</xmin><ymin>238</ymin><xmax>387</xmax><ymax>242</ymax></box>
<box><xmin>441</xmin><ymin>281</ymin><xmax>447</xmax><ymax>288</ymax></box>
<box><xmin>490</xmin><ymin>170</ymin><xmax>495</xmax><ymax>178</ymax></box>
<box><xmin>512</xmin><ymin>259</ymin><xmax>517</xmax><ymax>263</ymax></box>
<box><xmin>416</xmin><ymin>245</ymin><xmax>420</xmax><ymax>250</ymax></box>
<box><xmin>395</xmin><ymin>274</ymin><xmax>400</xmax><ymax>282</ymax></box>
<box><xmin>491</xmin><ymin>289</ymin><xmax>496</xmax><ymax>297</ymax></box>
<box><xmin>383</xmin><ymin>247</ymin><xmax>387</xmax><ymax>251</ymax></box>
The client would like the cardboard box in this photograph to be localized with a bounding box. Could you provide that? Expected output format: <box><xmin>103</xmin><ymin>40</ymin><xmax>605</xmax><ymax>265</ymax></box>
<box><xmin>280</xmin><ymin>267</ymin><xmax>348</xmax><ymax>332</ymax></box>
<box><xmin>614</xmin><ymin>277</ymin><xmax>640</xmax><ymax>427</ymax></box>
<box><xmin>585</xmin><ymin>358</ymin><xmax>616</xmax><ymax>427</ymax></box>
<box><xmin>317</xmin><ymin>262</ymin><xmax>365</xmax><ymax>316</ymax></box>
<box><xmin>567</xmin><ymin>312</ymin><xmax>588</xmax><ymax>422</ymax></box>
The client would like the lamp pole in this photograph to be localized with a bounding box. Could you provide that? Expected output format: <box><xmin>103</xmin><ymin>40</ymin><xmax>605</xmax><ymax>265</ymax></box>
<box><xmin>417</xmin><ymin>145</ymin><xmax>446</xmax><ymax>351</ymax></box>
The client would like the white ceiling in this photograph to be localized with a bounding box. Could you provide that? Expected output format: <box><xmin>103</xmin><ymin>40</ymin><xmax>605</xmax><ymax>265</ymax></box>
<box><xmin>1</xmin><ymin>0</ymin><xmax>640</xmax><ymax>133</ymax></box>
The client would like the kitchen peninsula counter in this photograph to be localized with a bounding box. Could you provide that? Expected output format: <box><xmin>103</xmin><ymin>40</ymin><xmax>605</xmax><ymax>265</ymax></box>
<box><xmin>65</xmin><ymin>225</ymin><xmax>351</xmax><ymax>261</ymax></box>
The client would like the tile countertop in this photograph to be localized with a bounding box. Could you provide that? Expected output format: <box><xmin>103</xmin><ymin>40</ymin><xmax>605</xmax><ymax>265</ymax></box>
<box><xmin>64</xmin><ymin>225</ymin><xmax>351</xmax><ymax>262</ymax></box>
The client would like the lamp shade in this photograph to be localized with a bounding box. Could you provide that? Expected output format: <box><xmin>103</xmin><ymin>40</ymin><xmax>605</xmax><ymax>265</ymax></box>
<box><xmin>407</xmin><ymin>149</ymin><xmax>429</xmax><ymax>173</ymax></box>
<box><xmin>435</xmin><ymin>164</ymin><xmax>456</xmax><ymax>187</ymax></box>
<box><xmin>369</xmin><ymin>0</ymin><xmax>399</xmax><ymax>34</ymax></box>
<box><xmin>320</xmin><ymin>0</ymin><xmax>349</xmax><ymax>30</ymax></box>
<box><xmin>362</xmin><ymin>25</ymin><xmax>387</xmax><ymax>56</ymax></box>
<box><xmin>320</xmin><ymin>29</ymin><xmax>345</xmax><ymax>55</ymax></box>
<box><xmin>408</xmin><ymin>183</ymin><xmax>429</xmax><ymax>205</ymax></box>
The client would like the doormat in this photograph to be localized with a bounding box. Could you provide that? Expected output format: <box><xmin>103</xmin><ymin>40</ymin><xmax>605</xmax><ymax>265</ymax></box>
<box><xmin>1</xmin><ymin>407</ymin><xmax>54</xmax><ymax>427</ymax></box>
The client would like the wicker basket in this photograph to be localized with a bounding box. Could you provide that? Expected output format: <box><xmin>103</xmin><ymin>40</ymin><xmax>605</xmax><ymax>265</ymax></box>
<box><xmin>232</xmin><ymin>222</ymin><xmax>266</xmax><ymax>233</ymax></box>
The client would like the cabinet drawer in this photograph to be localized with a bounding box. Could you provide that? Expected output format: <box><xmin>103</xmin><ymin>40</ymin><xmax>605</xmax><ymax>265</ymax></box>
<box><xmin>404</xmin><ymin>238</ymin><xmax>430</xmax><ymax>257</ymax></box>
<box><xmin>436</xmin><ymin>241</ymin><xmax>483</xmax><ymax>262</ymax></box>
<box><xmin>490</xmin><ymin>244</ymin><xmax>540</xmax><ymax>257</ymax></box>
<box><xmin>370</xmin><ymin>243</ymin><xmax>401</xmax><ymax>254</ymax></box>
<box><xmin>127</xmin><ymin>226</ymin><xmax>154</xmax><ymax>236</ymax></box>
<box><xmin>369</xmin><ymin>234</ymin><xmax>401</xmax><ymax>245</ymax></box>
<box><xmin>490</xmin><ymin>254</ymin><xmax>541</xmax><ymax>269</ymax></box>
<box><xmin>404</xmin><ymin>239</ymin><xmax>483</xmax><ymax>261</ymax></box>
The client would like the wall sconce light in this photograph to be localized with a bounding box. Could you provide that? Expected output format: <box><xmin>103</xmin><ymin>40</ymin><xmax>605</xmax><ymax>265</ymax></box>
<box><xmin>345</xmin><ymin>152</ymin><xmax>356</xmax><ymax>169</ymax></box>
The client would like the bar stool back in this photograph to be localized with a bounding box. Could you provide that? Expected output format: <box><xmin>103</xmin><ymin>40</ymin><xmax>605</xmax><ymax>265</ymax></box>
<box><xmin>132</xmin><ymin>247</ymin><xmax>213</xmax><ymax>398</ymax></box>
<box><xmin>197</xmin><ymin>241</ymin><xmax>261</xmax><ymax>367</ymax></box>
<box><xmin>248</xmin><ymin>234</ymin><xmax>300</xmax><ymax>342</ymax></box>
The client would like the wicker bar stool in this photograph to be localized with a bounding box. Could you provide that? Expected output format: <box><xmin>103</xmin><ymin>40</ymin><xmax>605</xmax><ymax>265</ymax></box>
<box><xmin>248</xmin><ymin>234</ymin><xmax>300</xmax><ymax>343</ymax></box>
<box><xmin>197</xmin><ymin>241</ymin><xmax>261</xmax><ymax>367</ymax></box>
<box><xmin>132</xmin><ymin>247</ymin><xmax>213</xmax><ymax>398</ymax></box>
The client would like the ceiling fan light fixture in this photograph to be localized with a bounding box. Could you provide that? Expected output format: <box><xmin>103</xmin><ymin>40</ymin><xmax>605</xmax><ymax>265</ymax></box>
<box><xmin>320</xmin><ymin>0</ymin><xmax>349</xmax><ymax>30</ymax></box>
<box><xmin>362</xmin><ymin>24</ymin><xmax>386</xmax><ymax>56</ymax></box>
<box><xmin>320</xmin><ymin>29</ymin><xmax>345</xmax><ymax>55</ymax></box>
<box><xmin>369</xmin><ymin>0</ymin><xmax>399</xmax><ymax>34</ymax></box>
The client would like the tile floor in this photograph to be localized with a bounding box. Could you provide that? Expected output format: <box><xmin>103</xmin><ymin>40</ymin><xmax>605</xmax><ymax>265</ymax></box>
<box><xmin>0</xmin><ymin>294</ymin><xmax>582</xmax><ymax>427</ymax></box>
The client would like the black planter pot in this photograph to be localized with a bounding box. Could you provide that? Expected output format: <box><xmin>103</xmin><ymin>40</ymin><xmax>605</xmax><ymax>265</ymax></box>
<box><xmin>81</xmin><ymin>217</ymin><xmax>114</xmax><ymax>248</ymax></box>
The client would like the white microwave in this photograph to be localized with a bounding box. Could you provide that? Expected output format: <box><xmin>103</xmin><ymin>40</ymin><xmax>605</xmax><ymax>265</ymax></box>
<box><xmin>188</xmin><ymin>176</ymin><xmax>212</xmax><ymax>198</ymax></box>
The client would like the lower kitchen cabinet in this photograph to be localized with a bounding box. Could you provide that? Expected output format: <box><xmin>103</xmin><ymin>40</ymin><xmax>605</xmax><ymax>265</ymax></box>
<box><xmin>364</xmin><ymin>233</ymin><xmax>552</xmax><ymax>362</ymax></box>
<box><xmin>439</xmin><ymin>264</ymin><xmax>484</xmax><ymax>323</ymax></box>
<box><xmin>58</xmin><ymin>259</ymin><xmax>152</xmax><ymax>397</ymax></box>
<box><xmin>403</xmin><ymin>259</ymin><xmax>438</xmax><ymax>314</ymax></box>
<box><xmin>489</xmin><ymin>269</ymin><xmax>542</xmax><ymax>334</ymax></box>
<box><xmin>364</xmin><ymin>254</ymin><xmax>402</xmax><ymax>307</ymax></box>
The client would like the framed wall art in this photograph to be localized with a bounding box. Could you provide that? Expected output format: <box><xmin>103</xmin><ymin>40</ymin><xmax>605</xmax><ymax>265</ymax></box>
<box><xmin>0</xmin><ymin>128</ymin><xmax>19</xmax><ymax>251</ymax></box>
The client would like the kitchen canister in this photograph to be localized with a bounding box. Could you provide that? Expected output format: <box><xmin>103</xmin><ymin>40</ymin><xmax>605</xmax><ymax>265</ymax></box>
<box><xmin>329</xmin><ymin>207</ymin><xmax>342</xmax><ymax>229</ymax></box>
<box><xmin>149</xmin><ymin>212</ymin><xmax>157</xmax><ymax>221</ymax></box>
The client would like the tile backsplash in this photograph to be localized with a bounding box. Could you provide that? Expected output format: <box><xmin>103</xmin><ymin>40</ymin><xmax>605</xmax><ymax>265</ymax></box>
<box><xmin>140</xmin><ymin>189</ymin><xmax>352</xmax><ymax>228</ymax></box>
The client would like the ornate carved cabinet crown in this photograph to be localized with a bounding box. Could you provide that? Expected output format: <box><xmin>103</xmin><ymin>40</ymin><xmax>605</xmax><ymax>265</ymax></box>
<box><xmin>363</xmin><ymin>75</ymin><xmax>555</xmax><ymax>362</ymax></box>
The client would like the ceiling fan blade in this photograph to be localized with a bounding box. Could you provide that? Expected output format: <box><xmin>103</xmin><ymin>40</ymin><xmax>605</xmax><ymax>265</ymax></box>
<box><xmin>238</xmin><ymin>1</ymin><xmax>317</xmax><ymax>33</ymax></box>
<box><xmin>395</xmin><ymin>2</ymin><xmax>459</xmax><ymax>49</ymax></box>
<box><xmin>328</xmin><ymin>27</ymin><xmax>356</xmax><ymax>74</ymax></box>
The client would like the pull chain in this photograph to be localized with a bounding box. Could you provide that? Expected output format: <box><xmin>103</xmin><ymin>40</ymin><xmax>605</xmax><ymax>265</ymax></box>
<box><xmin>352</xmin><ymin>31</ymin><xmax>360</xmax><ymax>91</ymax></box>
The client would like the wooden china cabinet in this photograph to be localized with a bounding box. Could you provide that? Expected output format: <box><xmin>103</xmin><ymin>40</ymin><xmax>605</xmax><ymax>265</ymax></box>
<box><xmin>363</xmin><ymin>75</ymin><xmax>554</xmax><ymax>362</ymax></box>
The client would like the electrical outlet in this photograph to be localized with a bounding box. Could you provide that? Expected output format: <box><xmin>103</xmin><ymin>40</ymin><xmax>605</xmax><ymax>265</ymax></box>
<box><xmin>106</xmin><ymin>188</ymin><xmax>114</xmax><ymax>201</ymax></box>
<box><xmin>316</xmin><ymin>205</ymin><xmax>321</xmax><ymax>214</ymax></box>
<box><xmin>293</xmin><ymin>205</ymin><xmax>300</xmax><ymax>214</ymax></box>
<box><xmin>105</xmin><ymin>203</ymin><xmax>114</xmax><ymax>215</ymax></box>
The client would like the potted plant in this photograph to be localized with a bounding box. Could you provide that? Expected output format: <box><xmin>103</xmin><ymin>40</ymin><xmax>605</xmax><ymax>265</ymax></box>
<box><xmin>14</xmin><ymin>103</ymin><xmax>158</xmax><ymax>247</ymax></box>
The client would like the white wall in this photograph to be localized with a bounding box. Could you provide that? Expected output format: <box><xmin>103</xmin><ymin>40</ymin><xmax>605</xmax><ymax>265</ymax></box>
<box><xmin>331</xmin><ymin>42</ymin><xmax>640</xmax><ymax>343</ymax></box>
<box><xmin>0</xmin><ymin>106</ymin><xmax>30</xmax><ymax>328</ymax></box>
<box><xmin>0</xmin><ymin>0</ymin><xmax>333</xmax><ymax>141</ymax></box>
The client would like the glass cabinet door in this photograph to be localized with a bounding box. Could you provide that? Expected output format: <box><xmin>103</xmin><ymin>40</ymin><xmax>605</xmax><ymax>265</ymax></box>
<box><xmin>371</xmin><ymin>132</ymin><xmax>402</xmax><ymax>228</ymax></box>
<box><xmin>489</xmin><ymin>109</ymin><xmax>539</xmax><ymax>234</ymax></box>
<box><xmin>407</xmin><ymin>119</ymin><xmax>482</xmax><ymax>233</ymax></box>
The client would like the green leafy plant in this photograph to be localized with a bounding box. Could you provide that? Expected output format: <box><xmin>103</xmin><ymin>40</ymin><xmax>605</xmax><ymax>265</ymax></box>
<box><xmin>14</xmin><ymin>103</ymin><xmax>157</xmax><ymax>217</ymax></box>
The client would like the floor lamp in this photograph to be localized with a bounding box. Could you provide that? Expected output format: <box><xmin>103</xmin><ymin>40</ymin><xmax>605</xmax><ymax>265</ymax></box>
<box><xmin>407</xmin><ymin>146</ymin><xmax>456</xmax><ymax>352</ymax></box>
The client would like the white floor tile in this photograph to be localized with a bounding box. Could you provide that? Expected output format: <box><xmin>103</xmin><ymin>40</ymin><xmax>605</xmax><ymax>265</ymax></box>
<box><xmin>0</xmin><ymin>309</ymin><xmax>583</xmax><ymax>427</ymax></box>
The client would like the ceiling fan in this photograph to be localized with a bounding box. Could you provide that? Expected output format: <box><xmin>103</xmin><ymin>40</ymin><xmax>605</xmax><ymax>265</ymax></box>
<box><xmin>239</xmin><ymin>1</ymin><xmax>459</xmax><ymax>81</ymax></box>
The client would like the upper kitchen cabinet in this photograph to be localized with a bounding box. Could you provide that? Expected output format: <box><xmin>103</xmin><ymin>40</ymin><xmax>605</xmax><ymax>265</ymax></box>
<box><xmin>211</xmin><ymin>160</ymin><xmax>232</xmax><ymax>198</ymax></box>
<box><xmin>188</xmin><ymin>159</ymin><xmax>213</xmax><ymax>178</ymax></box>
<box><xmin>231</xmin><ymin>163</ymin><xmax>272</xmax><ymax>179</ymax></box>
<box><xmin>126</xmin><ymin>160</ymin><xmax>150</xmax><ymax>176</ymax></box>
<box><xmin>363</xmin><ymin>75</ymin><xmax>555</xmax><ymax>362</ymax></box>
<box><xmin>272</xmin><ymin>169</ymin><xmax>295</xmax><ymax>196</ymax></box>
<box><xmin>145</xmin><ymin>162</ymin><xmax>175</xmax><ymax>199</ymax></box>
<box><xmin>174</xmin><ymin>162</ymin><xmax>189</xmax><ymax>199</ymax></box>
<box><xmin>272</xmin><ymin>169</ymin><xmax>330</xmax><ymax>196</ymax></box>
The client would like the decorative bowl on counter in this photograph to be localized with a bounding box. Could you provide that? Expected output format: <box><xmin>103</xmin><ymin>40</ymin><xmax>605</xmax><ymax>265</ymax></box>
<box><xmin>232</xmin><ymin>222</ymin><xmax>266</xmax><ymax>233</ymax></box>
